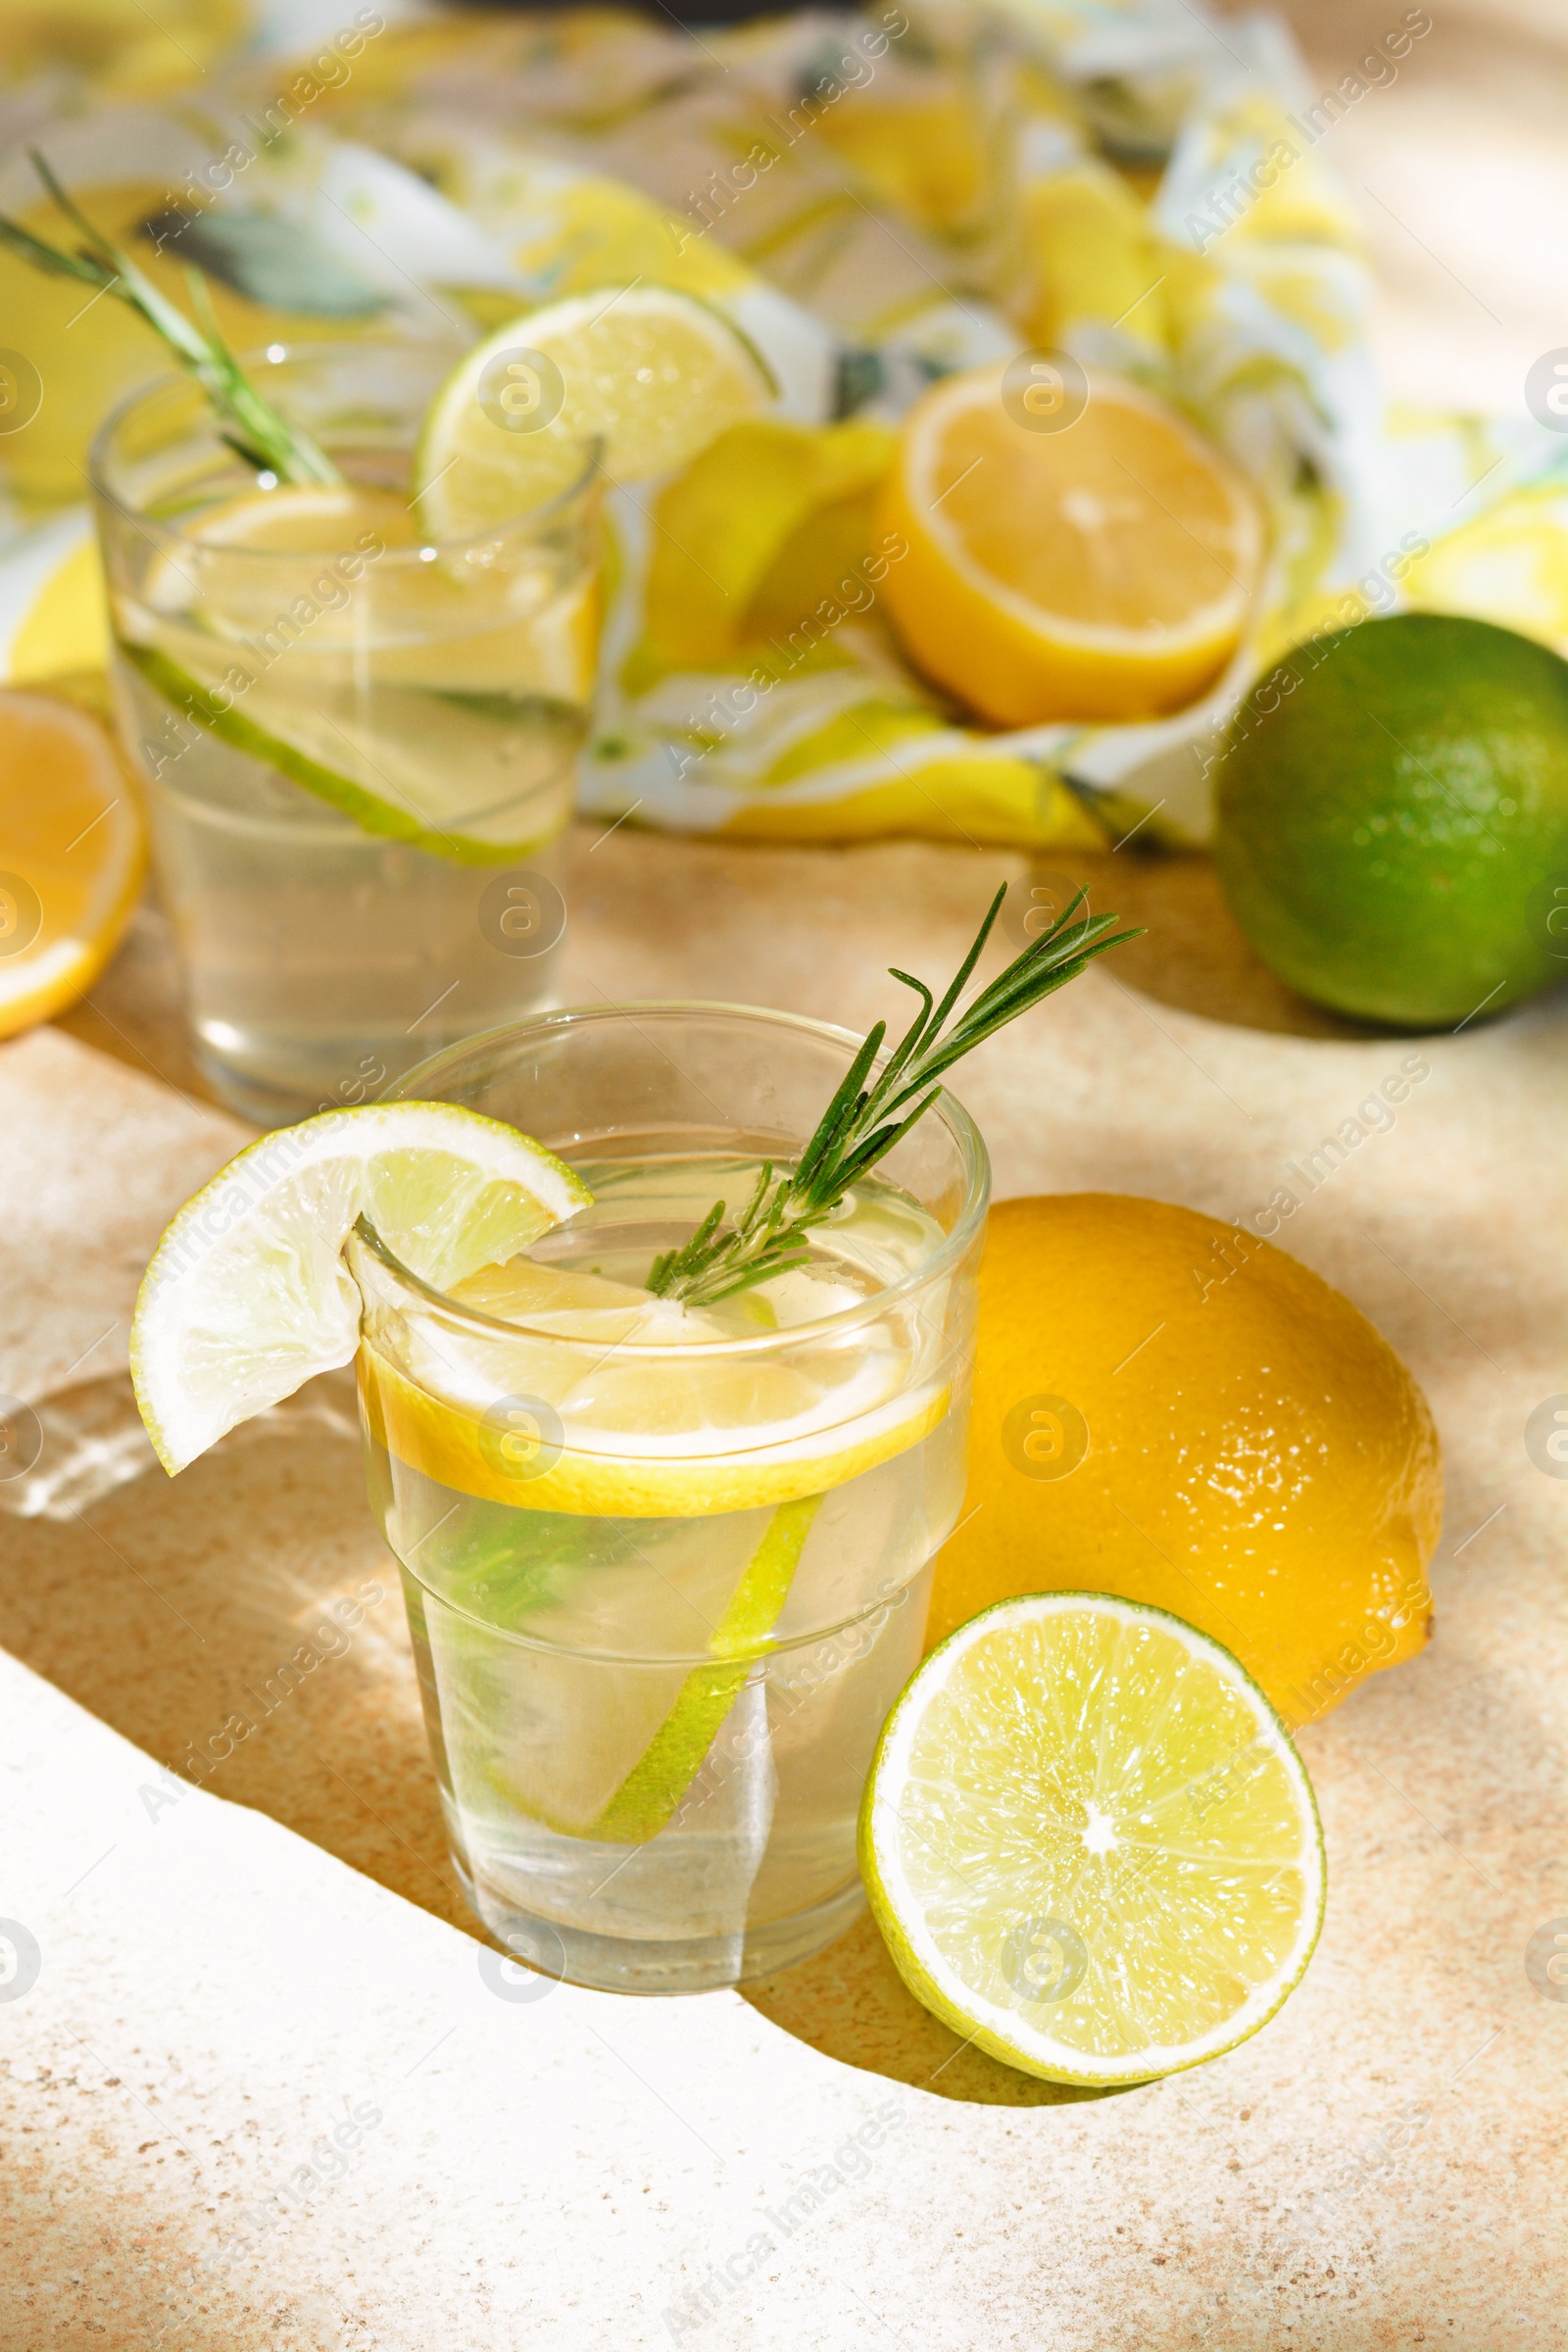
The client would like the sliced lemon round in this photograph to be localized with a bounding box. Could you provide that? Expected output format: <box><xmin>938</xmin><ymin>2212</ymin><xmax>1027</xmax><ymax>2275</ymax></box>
<box><xmin>413</xmin><ymin>285</ymin><xmax>775</xmax><ymax>538</ymax></box>
<box><xmin>358</xmin><ymin>1325</ymin><xmax>947</xmax><ymax>1520</ymax></box>
<box><xmin>859</xmin><ymin>1591</ymin><xmax>1325</xmax><ymax>2084</ymax></box>
<box><xmin>0</xmin><ymin>689</ymin><xmax>144</xmax><ymax>1039</ymax></box>
<box><xmin>131</xmin><ymin>1102</ymin><xmax>592</xmax><ymax>1476</ymax></box>
<box><xmin>878</xmin><ymin>365</ymin><xmax>1263</xmax><ymax>726</ymax></box>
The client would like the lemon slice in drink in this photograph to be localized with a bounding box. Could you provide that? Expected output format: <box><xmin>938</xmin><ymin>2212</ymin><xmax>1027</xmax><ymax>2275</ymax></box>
<box><xmin>132</xmin><ymin>1102</ymin><xmax>591</xmax><ymax>1475</ymax></box>
<box><xmin>0</xmin><ymin>690</ymin><xmax>143</xmax><ymax>1038</ymax></box>
<box><xmin>358</xmin><ymin>1268</ymin><xmax>947</xmax><ymax>1519</ymax></box>
<box><xmin>413</xmin><ymin>286</ymin><xmax>776</xmax><ymax>537</ymax></box>
<box><xmin>859</xmin><ymin>1592</ymin><xmax>1325</xmax><ymax>2084</ymax></box>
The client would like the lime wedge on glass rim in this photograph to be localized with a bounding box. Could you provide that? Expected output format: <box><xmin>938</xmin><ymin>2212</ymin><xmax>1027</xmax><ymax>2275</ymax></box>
<box><xmin>130</xmin><ymin>1105</ymin><xmax>930</xmax><ymax>1843</ymax></box>
<box><xmin>130</xmin><ymin>1102</ymin><xmax>592</xmax><ymax>1476</ymax></box>
<box><xmin>859</xmin><ymin>1592</ymin><xmax>1325</xmax><ymax>2084</ymax></box>
<box><xmin>412</xmin><ymin>283</ymin><xmax>776</xmax><ymax>536</ymax></box>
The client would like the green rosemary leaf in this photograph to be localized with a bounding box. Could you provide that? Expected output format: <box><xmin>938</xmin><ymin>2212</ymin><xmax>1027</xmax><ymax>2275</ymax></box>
<box><xmin>687</xmin><ymin>1244</ymin><xmax>814</xmax><ymax>1303</ymax></box>
<box><xmin>922</xmin><ymin>881</ymin><xmax>1006</xmax><ymax>1042</ymax></box>
<box><xmin>5</xmin><ymin>151</ymin><xmax>342</xmax><ymax>490</ymax></box>
<box><xmin>649</xmin><ymin>882</ymin><xmax>1143</xmax><ymax>1306</ymax></box>
<box><xmin>791</xmin><ymin>1023</ymin><xmax>884</xmax><ymax>1194</ymax></box>
<box><xmin>0</xmin><ymin>214</ymin><xmax>107</xmax><ymax>286</ymax></box>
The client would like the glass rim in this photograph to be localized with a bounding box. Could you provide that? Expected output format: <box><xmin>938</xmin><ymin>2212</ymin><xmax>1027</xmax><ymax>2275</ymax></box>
<box><xmin>358</xmin><ymin>999</ymin><xmax>992</xmax><ymax>1358</ymax></box>
<box><xmin>86</xmin><ymin>336</ymin><xmax>603</xmax><ymax>560</ymax></box>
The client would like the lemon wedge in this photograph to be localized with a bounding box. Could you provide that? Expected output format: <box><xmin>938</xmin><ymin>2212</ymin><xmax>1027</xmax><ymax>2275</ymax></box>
<box><xmin>0</xmin><ymin>689</ymin><xmax>143</xmax><ymax>1039</ymax></box>
<box><xmin>878</xmin><ymin>364</ymin><xmax>1263</xmax><ymax>725</ymax></box>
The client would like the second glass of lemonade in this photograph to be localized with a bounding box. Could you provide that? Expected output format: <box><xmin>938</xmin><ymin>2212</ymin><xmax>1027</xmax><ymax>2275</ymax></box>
<box><xmin>90</xmin><ymin>341</ymin><xmax>599</xmax><ymax>1126</ymax></box>
<box><xmin>349</xmin><ymin>1004</ymin><xmax>988</xmax><ymax>1992</ymax></box>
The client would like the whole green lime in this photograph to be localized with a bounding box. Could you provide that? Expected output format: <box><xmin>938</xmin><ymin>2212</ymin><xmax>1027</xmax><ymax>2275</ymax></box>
<box><xmin>1213</xmin><ymin>612</ymin><xmax>1568</xmax><ymax>1026</ymax></box>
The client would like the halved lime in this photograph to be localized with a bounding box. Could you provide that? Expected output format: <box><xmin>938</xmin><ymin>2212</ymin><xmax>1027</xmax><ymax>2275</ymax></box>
<box><xmin>859</xmin><ymin>1592</ymin><xmax>1325</xmax><ymax>2084</ymax></box>
<box><xmin>413</xmin><ymin>285</ymin><xmax>775</xmax><ymax>537</ymax></box>
<box><xmin>131</xmin><ymin>1102</ymin><xmax>591</xmax><ymax>1475</ymax></box>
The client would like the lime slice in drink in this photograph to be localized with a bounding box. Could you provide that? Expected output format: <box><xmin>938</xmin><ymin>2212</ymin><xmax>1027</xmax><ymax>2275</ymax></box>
<box><xmin>122</xmin><ymin>482</ymin><xmax>591</xmax><ymax>864</ymax></box>
<box><xmin>859</xmin><ymin>1592</ymin><xmax>1325</xmax><ymax>2084</ymax></box>
<box><xmin>121</xmin><ymin>639</ymin><xmax>582</xmax><ymax>865</ymax></box>
<box><xmin>413</xmin><ymin>285</ymin><xmax>776</xmax><ymax>536</ymax></box>
<box><xmin>132</xmin><ymin>1103</ymin><xmax>591</xmax><ymax>1475</ymax></box>
<box><xmin>528</xmin><ymin>1492</ymin><xmax>824</xmax><ymax>1846</ymax></box>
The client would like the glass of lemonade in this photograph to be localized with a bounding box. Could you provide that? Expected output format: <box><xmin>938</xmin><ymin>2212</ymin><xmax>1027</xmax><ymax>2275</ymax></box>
<box><xmin>90</xmin><ymin>341</ymin><xmax>599</xmax><ymax>1127</ymax></box>
<box><xmin>347</xmin><ymin>1004</ymin><xmax>989</xmax><ymax>1992</ymax></box>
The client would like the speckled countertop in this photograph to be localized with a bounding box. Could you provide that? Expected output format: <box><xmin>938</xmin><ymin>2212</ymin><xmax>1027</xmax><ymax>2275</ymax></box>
<box><xmin>3</xmin><ymin>811</ymin><xmax>1566</xmax><ymax>2348</ymax></box>
<box><xmin>3</xmin><ymin>2</ymin><xmax>1566</xmax><ymax>2341</ymax></box>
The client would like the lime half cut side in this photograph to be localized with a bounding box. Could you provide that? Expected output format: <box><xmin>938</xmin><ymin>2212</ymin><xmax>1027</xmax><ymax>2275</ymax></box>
<box><xmin>131</xmin><ymin>1102</ymin><xmax>591</xmax><ymax>1475</ymax></box>
<box><xmin>859</xmin><ymin>1592</ymin><xmax>1325</xmax><ymax>2085</ymax></box>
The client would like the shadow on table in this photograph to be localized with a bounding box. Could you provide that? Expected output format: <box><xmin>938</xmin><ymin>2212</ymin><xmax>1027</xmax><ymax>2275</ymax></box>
<box><xmin>741</xmin><ymin>1909</ymin><xmax>1131</xmax><ymax>2108</ymax></box>
<box><xmin>0</xmin><ymin>1369</ymin><xmax>1129</xmax><ymax>2111</ymax></box>
<box><xmin>1015</xmin><ymin>851</ymin><xmax>1389</xmax><ymax>1041</ymax></box>
<box><xmin>0</xmin><ymin>1368</ymin><xmax>470</xmax><ymax>1934</ymax></box>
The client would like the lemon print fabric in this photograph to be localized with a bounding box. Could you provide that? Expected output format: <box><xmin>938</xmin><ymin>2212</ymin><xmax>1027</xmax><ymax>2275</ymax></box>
<box><xmin>3</xmin><ymin>0</ymin><xmax>1557</xmax><ymax>847</ymax></box>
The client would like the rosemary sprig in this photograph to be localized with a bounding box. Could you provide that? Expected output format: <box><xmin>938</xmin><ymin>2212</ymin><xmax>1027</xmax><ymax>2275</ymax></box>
<box><xmin>648</xmin><ymin>883</ymin><xmax>1142</xmax><ymax>1306</ymax></box>
<box><xmin>0</xmin><ymin>150</ymin><xmax>341</xmax><ymax>487</ymax></box>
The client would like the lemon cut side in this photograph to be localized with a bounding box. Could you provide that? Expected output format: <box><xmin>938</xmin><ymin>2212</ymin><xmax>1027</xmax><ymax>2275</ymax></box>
<box><xmin>878</xmin><ymin>365</ymin><xmax>1263</xmax><ymax>726</ymax></box>
<box><xmin>0</xmin><ymin>690</ymin><xmax>143</xmax><ymax>1037</ymax></box>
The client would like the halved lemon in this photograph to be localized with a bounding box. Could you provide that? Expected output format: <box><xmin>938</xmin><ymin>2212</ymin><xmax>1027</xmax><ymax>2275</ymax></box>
<box><xmin>131</xmin><ymin>1102</ymin><xmax>592</xmax><ymax>1475</ymax></box>
<box><xmin>860</xmin><ymin>1592</ymin><xmax>1324</xmax><ymax>2084</ymax></box>
<box><xmin>413</xmin><ymin>285</ymin><xmax>776</xmax><ymax>537</ymax></box>
<box><xmin>0</xmin><ymin>689</ymin><xmax>143</xmax><ymax>1039</ymax></box>
<box><xmin>878</xmin><ymin>365</ymin><xmax>1264</xmax><ymax>725</ymax></box>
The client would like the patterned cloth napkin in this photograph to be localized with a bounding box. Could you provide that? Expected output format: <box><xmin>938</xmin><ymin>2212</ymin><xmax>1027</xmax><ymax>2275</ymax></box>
<box><xmin>3</xmin><ymin>0</ymin><xmax>1565</xmax><ymax>845</ymax></box>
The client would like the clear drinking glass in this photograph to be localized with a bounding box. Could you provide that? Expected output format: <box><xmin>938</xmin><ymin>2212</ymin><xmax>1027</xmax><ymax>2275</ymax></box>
<box><xmin>90</xmin><ymin>342</ymin><xmax>600</xmax><ymax>1127</ymax></box>
<box><xmin>348</xmin><ymin>1004</ymin><xmax>989</xmax><ymax>1992</ymax></box>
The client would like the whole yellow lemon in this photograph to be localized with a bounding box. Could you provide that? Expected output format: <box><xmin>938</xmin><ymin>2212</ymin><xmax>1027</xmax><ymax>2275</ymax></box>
<box><xmin>930</xmin><ymin>1195</ymin><xmax>1443</xmax><ymax>1725</ymax></box>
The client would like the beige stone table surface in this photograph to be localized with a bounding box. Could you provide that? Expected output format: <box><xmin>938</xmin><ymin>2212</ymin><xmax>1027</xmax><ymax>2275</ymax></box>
<box><xmin>4</xmin><ymin>815</ymin><xmax>1568</xmax><ymax>2349</ymax></box>
<box><xmin>5</xmin><ymin>0</ymin><xmax>1568</xmax><ymax>2342</ymax></box>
